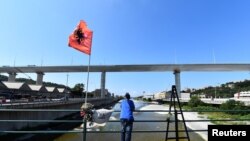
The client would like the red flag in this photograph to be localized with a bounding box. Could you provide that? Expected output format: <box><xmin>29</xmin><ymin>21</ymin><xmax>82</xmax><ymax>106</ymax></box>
<box><xmin>68</xmin><ymin>20</ymin><xmax>93</xmax><ymax>55</ymax></box>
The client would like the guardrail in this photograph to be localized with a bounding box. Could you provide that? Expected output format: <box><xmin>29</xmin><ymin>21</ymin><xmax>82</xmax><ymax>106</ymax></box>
<box><xmin>0</xmin><ymin>109</ymin><xmax>250</xmax><ymax>141</ymax></box>
<box><xmin>0</xmin><ymin>97</ymin><xmax>114</xmax><ymax>107</ymax></box>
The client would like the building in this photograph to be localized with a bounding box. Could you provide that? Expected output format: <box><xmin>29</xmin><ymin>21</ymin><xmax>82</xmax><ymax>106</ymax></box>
<box><xmin>28</xmin><ymin>84</ymin><xmax>48</xmax><ymax>98</ymax></box>
<box><xmin>234</xmin><ymin>91</ymin><xmax>250</xmax><ymax>99</ymax></box>
<box><xmin>143</xmin><ymin>95</ymin><xmax>154</xmax><ymax>99</ymax></box>
<box><xmin>0</xmin><ymin>80</ymin><xmax>70</xmax><ymax>100</ymax></box>
<box><xmin>2</xmin><ymin>81</ymin><xmax>32</xmax><ymax>99</ymax></box>
<box><xmin>154</xmin><ymin>91</ymin><xmax>171</xmax><ymax>100</ymax></box>
<box><xmin>92</xmin><ymin>89</ymin><xmax>111</xmax><ymax>98</ymax></box>
<box><xmin>226</xmin><ymin>83</ymin><xmax>235</xmax><ymax>88</ymax></box>
<box><xmin>180</xmin><ymin>93</ymin><xmax>190</xmax><ymax>99</ymax></box>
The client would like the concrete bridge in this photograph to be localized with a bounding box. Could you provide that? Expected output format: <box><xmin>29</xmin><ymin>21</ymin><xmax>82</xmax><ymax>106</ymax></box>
<box><xmin>1</xmin><ymin>64</ymin><xmax>250</xmax><ymax>98</ymax></box>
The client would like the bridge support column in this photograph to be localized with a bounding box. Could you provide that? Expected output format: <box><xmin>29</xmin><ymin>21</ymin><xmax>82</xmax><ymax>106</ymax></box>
<box><xmin>174</xmin><ymin>70</ymin><xmax>181</xmax><ymax>98</ymax></box>
<box><xmin>101</xmin><ymin>71</ymin><xmax>106</xmax><ymax>98</ymax></box>
<box><xmin>8</xmin><ymin>72</ymin><xmax>17</xmax><ymax>82</ymax></box>
<box><xmin>36</xmin><ymin>72</ymin><xmax>44</xmax><ymax>85</ymax></box>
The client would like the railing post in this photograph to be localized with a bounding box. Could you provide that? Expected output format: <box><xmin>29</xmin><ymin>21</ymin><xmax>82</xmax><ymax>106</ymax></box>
<box><xmin>83</xmin><ymin>119</ymin><xmax>87</xmax><ymax>141</ymax></box>
<box><xmin>174</xmin><ymin>109</ymin><xmax>179</xmax><ymax>141</ymax></box>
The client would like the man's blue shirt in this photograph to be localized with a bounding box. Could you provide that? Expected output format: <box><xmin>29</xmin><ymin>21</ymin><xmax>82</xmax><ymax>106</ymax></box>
<box><xmin>120</xmin><ymin>99</ymin><xmax>135</xmax><ymax>121</ymax></box>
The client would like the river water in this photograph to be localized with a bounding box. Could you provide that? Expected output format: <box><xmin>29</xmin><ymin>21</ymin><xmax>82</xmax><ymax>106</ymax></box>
<box><xmin>54</xmin><ymin>101</ymin><xmax>205</xmax><ymax>141</ymax></box>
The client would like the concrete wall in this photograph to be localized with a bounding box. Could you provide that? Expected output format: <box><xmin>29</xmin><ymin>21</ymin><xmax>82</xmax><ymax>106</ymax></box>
<box><xmin>0</xmin><ymin>98</ymin><xmax>118</xmax><ymax>131</ymax></box>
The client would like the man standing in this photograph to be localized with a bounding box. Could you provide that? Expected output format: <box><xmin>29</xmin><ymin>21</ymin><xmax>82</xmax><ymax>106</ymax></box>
<box><xmin>120</xmin><ymin>93</ymin><xmax>135</xmax><ymax>141</ymax></box>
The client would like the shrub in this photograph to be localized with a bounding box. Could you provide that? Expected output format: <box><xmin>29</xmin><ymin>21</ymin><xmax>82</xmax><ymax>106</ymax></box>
<box><xmin>220</xmin><ymin>99</ymin><xmax>246</xmax><ymax>115</ymax></box>
<box><xmin>147</xmin><ymin>98</ymin><xmax>152</xmax><ymax>102</ymax></box>
<box><xmin>188</xmin><ymin>96</ymin><xmax>205</xmax><ymax>108</ymax></box>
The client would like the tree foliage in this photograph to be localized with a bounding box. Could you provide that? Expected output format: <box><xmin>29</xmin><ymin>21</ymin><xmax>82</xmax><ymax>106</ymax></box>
<box><xmin>191</xmin><ymin>79</ymin><xmax>250</xmax><ymax>98</ymax></box>
<box><xmin>220</xmin><ymin>99</ymin><xmax>247</xmax><ymax>115</ymax></box>
<box><xmin>188</xmin><ymin>96</ymin><xmax>205</xmax><ymax>108</ymax></box>
<box><xmin>71</xmin><ymin>83</ymin><xmax>84</xmax><ymax>97</ymax></box>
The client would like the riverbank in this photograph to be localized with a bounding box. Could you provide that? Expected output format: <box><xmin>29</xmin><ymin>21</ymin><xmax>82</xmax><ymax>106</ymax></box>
<box><xmin>139</xmin><ymin>103</ymin><xmax>211</xmax><ymax>141</ymax></box>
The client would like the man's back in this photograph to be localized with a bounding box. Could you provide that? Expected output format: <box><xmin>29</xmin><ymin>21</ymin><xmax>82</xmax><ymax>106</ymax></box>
<box><xmin>120</xmin><ymin>99</ymin><xmax>135</xmax><ymax>121</ymax></box>
<box><xmin>120</xmin><ymin>93</ymin><xmax>134</xmax><ymax>141</ymax></box>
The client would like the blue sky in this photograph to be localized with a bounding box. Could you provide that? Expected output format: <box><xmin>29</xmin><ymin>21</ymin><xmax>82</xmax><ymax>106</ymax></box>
<box><xmin>0</xmin><ymin>0</ymin><xmax>250</xmax><ymax>96</ymax></box>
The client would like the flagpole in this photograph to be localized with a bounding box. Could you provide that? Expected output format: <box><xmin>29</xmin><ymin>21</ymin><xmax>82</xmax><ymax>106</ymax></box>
<box><xmin>68</xmin><ymin>20</ymin><xmax>93</xmax><ymax>106</ymax></box>
<box><xmin>84</xmin><ymin>54</ymin><xmax>91</xmax><ymax>106</ymax></box>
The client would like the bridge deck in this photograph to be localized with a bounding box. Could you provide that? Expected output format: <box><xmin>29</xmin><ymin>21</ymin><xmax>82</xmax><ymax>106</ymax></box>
<box><xmin>1</xmin><ymin>64</ymin><xmax>250</xmax><ymax>73</ymax></box>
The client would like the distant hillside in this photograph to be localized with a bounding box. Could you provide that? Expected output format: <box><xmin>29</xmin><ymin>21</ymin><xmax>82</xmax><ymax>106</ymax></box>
<box><xmin>0</xmin><ymin>74</ymin><xmax>70</xmax><ymax>89</ymax></box>
<box><xmin>192</xmin><ymin>79</ymin><xmax>250</xmax><ymax>98</ymax></box>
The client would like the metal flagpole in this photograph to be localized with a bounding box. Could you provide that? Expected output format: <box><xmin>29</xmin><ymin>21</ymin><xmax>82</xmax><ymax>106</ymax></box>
<box><xmin>65</xmin><ymin>73</ymin><xmax>68</xmax><ymax>101</ymax></box>
<box><xmin>84</xmin><ymin>29</ymin><xmax>93</xmax><ymax>106</ymax></box>
<box><xmin>84</xmin><ymin>55</ymin><xmax>91</xmax><ymax>106</ymax></box>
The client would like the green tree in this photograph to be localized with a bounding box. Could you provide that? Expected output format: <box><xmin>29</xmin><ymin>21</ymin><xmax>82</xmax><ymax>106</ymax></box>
<box><xmin>147</xmin><ymin>98</ymin><xmax>152</xmax><ymax>102</ymax></box>
<box><xmin>220</xmin><ymin>99</ymin><xmax>246</xmax><ymax>115</ymax></box>
<box><xmin>188</xmin><ymin>96</ymin><xmax>205</xmax><ymax>108</ymax></box>
<box><xmin>71</xmin><ymin>83</ymin><xmax>84</xmax><ymax>97</ymax></box>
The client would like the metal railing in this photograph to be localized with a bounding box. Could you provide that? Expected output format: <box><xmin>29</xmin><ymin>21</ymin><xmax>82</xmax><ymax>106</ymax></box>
<box><xmin>0</xmin><ymin>109</ymin><xmax>250</xmax><ymax>141</ymax></box>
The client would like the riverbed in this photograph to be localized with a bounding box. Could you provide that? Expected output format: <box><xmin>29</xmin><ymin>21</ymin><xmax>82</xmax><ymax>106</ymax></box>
<box><xmin>54</xmin><ymin>101</ymin><xmax>206</xmax><ymax>141</ymax></box>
